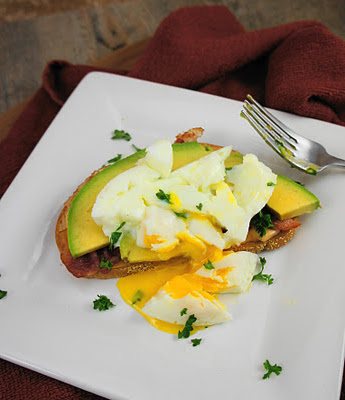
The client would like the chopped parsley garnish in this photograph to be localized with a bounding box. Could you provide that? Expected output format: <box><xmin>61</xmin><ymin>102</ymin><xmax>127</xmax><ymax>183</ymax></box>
<box><xmin>252</xmin><ymin>210</ymin><xmax>274</xmax><ymax>237</ymax></box>
<box><xmin>252</xmin><ymin>257</ymin><xmax>274</xmax><ymax>285</ymax></box>
<box><xmin>196</xmin><ymin>203</ymin><xmax>203</xmax><ymax>211</ymax></box>
<box><xmin>132</xmin><ymin>290</ymin><xmax>144</xmax><ymax>305</ymax></box>
<box><xmin>156</xmin><ymin>189</ymin><xmax>172</xmax><ymax>204</ymax></box>
<box><xmin>178</xmin><ymin>314</ymin><xmax>197</xmax><ymax>339</ymax></box>
<box><xmin>203</xmin><ymin>260</ymin><xmax>215</xmax><ymax>270</ymax></box>
<box><xmin>132</xmin><ymin>144</ymin><xmax>145</xmax><ymax>152</ymax></box>
<box><xmin>111</xmin><ymin>129</ymin><xmax>131</xmax><ymax>141</ymax></box>
<box><xmin>267</xmin><ymin>181</ymin><xmax>275</xmax><ymax>186</ymax></box>
<box><xmin>191</xmin><ymin>338</ymin><xmax>202</xmax><ymax>347</ymax></box>
<box><xmin>0</xmin><ymin>290</ymin><xmax>7</xmax><ymax>300</ymax></box>
<box><xmin>180</xmin><ymin>308</ymin><xmax>188</xmax><ymax>316</ymax></box>
<box><xmin>109</xmin><ymin>222</ymin><xmax>126</xmax><ymax>250</ymax></box>
<box><xmin>225</xmin><ymin>167</ymin><xmax>232</xmax><ymax>172</ymax></box>
<box><xmin>306</xmin><ymin>167</ymin><xmax>317</xmax><ymax>175</ymax></box>
<box><xmin>98</xmin><ymin>257</ymin><xmax>113</xmax><ymax>270</ymax></box>
<box><xmin>262</xmin><ymin>360</ymin><xmax>282</xmax><ymax>379</ymax></box>
<box><xmin>174</xmin><ymin>212</ymin><xmax>188</xmax><ymax>219</ymax></box>
<box><xmin>93</xmin><ymin>295</ymin><xmax>115</xmax><ymax>311</ymax></box>
<box><xmin>107</xmin><ymin>154</ymin><xmax>122</xmax><ymax>163</ymax></box>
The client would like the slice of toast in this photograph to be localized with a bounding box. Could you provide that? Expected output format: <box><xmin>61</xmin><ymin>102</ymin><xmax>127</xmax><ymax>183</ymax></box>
<box><xmin>55</xmin><ymin>143</ymin><xmax>298</xmax><ymax>279</ymax></box>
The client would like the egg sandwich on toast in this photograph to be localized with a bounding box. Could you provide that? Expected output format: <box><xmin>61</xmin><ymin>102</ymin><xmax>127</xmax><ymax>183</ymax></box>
<box><xmin>55</xmin><ymin>129</ymin><xmax>319</xmax><ymax>280</ymax></box>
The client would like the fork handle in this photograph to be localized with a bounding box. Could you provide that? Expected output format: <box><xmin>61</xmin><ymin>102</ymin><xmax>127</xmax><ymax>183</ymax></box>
<box><xmin>328</xmin><ymin>155</ymin><xmax>345</xmax><ymax>169</ymax></box>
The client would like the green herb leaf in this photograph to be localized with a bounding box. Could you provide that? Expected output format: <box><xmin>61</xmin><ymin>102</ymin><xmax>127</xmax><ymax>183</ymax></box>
<box><xmin>111</xmin><ymin>129</ymin><xmax>131</xmax><ymax>141</ymax></box>
<box><xmin>0</xmin><ymin>290</ymin><xmax>7</xmax><ymax>300</ymax></box>
<box><xmin>306</xmin><ymin>167</ymin><xmax>317</xmax><ymax>175</ymax></box>
<box><xmin>180</xmin><ymin>308</ymin><xmax>188</xmax><ymax>316</ymax></box>
<box><xmin>110</xmin><ymin>231</ymin><xmax>121</xmax><ymax>249</ymax></box>
<box><xmin>109</xmin><ymin>222</ymin><xmax>126</xmax><ymax>250</ymax></box>
<box><xmin>205</xmin><ymin>145</ymin><xmax>212</xmax><ymax>152</ymax></box>
<box><xmin>178</xmin><ymin>314</ymin><xmax>197</xmax><ymax>339</ymax></box>
<box><xmin>203</xmin><ymin>260</ymin><xmax>215</xmax><ymax>270</ymax></box>
<box><xmin>196</xmin><ymin>203</ymin><xmax>203</xmax><ymax>211</ymax></box>
<box><xmin>262</xmin><ymin>359</ymin><xmax>282</xmax><ymax>379</ymax></box>
<box><xmin>191</xmin><ymin>338</ymin><xmax>202</xmax><ymax>347</ymax></box>
<box><xmin>132</xmin><ymin>290</ymin><xmax>144</xmax><ymax>305</ymax></box>
<box><xmin>225</xmin><ymin>167</ymin><xmax>233</xmax><ymax>172</ymax></box>
<box><xmin>107</xmin><ymin>154</ymin><xmax>122</xmax><ymax>164</ymax></box>
<box><xmin>267</xmin><ymin>181</ymin><xmax>276</xmax><ymax>186</ymax></box>
<box><xmin>252</xmin><ymin>257</ymin><xmax>274</xmax><ymax>285</ymax></box>
<box><xmin>156</xmin><ymin>189</ymin><xmax>172</xmax><ymax>204</ymax></box>
<box><xmin>132</xmin><ymin>144</ymin><xmax>145</xmax><ymax>152</ymax></box>
<box><xmin>252</xmin><ymin>210</ymin><xmax>274</xmax><ymax>237</ymax></box>
<box><xmin>93</xmin><ymin>295</ymin><xmax>115</xmax><ymax>311</ymax></box>
<box><xmin>98</xmin><ymin>257</ymin><xmax>113</xmax><ymax>270</ymax></box>
<box><xmin>174</xmin><ymin>212</ymin><xmax>188</xmax><ymax>219</ymax></box>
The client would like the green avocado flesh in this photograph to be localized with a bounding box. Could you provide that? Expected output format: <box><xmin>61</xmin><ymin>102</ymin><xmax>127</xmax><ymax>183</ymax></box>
<box><xmin>267</xmin><ymin>175</ymin><xmax>319</xmax><ymax>220</ymax></box>
<box><xmin>67</xmin><ymin>143</ymin><xmax>319</xmax><ymax>258</ymax></box>
<box><xmin>68</xmin><ymin>142</ymin><xmax>223</xmax><ymax>258</ymax></box>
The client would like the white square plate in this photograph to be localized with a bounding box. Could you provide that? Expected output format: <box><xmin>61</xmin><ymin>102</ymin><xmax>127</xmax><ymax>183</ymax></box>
<box><xmin>1</xmin><ymin>72</ymin><xmax>344</xmax><ymax>400</ymax></box>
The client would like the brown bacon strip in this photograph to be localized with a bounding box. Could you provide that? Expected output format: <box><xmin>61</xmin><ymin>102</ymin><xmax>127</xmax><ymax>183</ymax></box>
<box><xmin>175</xmin><ymin>127</ymin><xmax>204</xmax><ymax>143</ymax></box>
<box><xmin>273</xmin><ymin>217</ymin><xmax>301</xmax><ymax>231</ymax></box>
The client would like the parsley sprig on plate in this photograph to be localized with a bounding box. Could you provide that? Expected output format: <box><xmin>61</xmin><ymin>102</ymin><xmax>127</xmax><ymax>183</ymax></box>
<box><xmin>191</xmin><ymin>338</ymin><xmax>202</xmax><ymax>347</ymax></box>
<box><xmin>111</xmin><ymin>129</ymin><xmax>131</xmax><ymax>141</ymax></box>
<box><xmin>252</xmin><ymin>257</ymin><xmax>274</xmax><ymax>285</ymax></box>
<box><xmin>0</xmin><ymin>290</ymin><xmax>7</xmax><ymax>300</ymax></box>
<box><xmin>262</xmin><ymin>360</ymin><xmax>282</xmax><ymax>379</ymax></box>
<box><xmin>93</xmin><ymin>295</ymin><xmax>115</xmax><ymax>311</ymax></box>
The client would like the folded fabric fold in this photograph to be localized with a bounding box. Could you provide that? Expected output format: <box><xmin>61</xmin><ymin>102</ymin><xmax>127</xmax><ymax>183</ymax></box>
<box><xmin>0</xmin><ymin>5</ymin><xmax>344</xmax><ymax>400</ymax></box>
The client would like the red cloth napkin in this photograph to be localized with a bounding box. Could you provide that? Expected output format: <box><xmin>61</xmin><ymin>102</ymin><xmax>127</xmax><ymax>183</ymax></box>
<box><xmin>0</xmin><ymin>5</ymin><xmax>344</xmax><ymax>399</ymax></box>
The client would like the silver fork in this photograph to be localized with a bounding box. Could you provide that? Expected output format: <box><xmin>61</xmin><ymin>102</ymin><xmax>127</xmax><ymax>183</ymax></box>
<box><xmin>240</xmin><ymin>94</ymin><xmax>345</xmax><ymax>174</ymax></box>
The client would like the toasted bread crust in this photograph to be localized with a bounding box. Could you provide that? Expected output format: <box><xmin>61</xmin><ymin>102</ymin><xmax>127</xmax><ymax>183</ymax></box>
<box><xmin>55</xmin><ymin>168</ymin><xmax>189</xmax><ymax>279</ymax></box>
<box><xmin>55</xmin><ymin>143</ymin><xmax>297</xmax><ymax>279</ymax></box>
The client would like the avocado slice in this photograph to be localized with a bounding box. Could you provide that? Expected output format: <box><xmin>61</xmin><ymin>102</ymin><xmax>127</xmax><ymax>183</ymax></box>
<box><xmin>267</xmin><ymin>175</ymin><xmax>319</xmax><ymax>220</ymax></box>
<box><xmin>68</xmin><ymin>142</ymin><xmax>236</xmax><ymax>258</ymax></box>
<box><xmin>68</xmin><ymin>143</ymin><xmax>319</xmax><ymax>259</ymax></box>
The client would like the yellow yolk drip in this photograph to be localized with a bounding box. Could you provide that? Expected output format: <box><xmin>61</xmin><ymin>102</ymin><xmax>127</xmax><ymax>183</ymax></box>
<box><xmin>118</xmin><ymin>224</ymin><xmax>229</xmax><ymax>334</ymax></box>
<box><xmin>117</xmin><ymin>258</ymin><xmax>206</xmax><ymax>334</ymax></box>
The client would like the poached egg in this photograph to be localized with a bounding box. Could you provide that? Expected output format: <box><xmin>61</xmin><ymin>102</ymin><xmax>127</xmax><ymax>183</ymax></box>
<box><xmin>92</xmin><ymin>139</ymin><xmax>275</xmax><ymax>332</ymax></box>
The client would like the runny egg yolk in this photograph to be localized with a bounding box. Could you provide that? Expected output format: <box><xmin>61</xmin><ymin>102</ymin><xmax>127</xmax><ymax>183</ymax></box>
<box><xmin>117</xmin><ymin>258</ymin><xmax>205</xmax><ymax>334</ymax></box>
<box><xmin>117</xmin><ymin>243</ymin><xmax>227</xmax><ymax>334</ymax></box>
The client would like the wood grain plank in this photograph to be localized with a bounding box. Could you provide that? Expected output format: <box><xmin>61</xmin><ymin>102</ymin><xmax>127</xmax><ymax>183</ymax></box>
<box><xmin>0</xmin><ymin>0</ymin><xmax>129</xmax><ymax>23</ymax></box>
<box><xmin>0</xmin><ymin>38</ymin><xmax>149</xmax><ymax>143</ymax></box>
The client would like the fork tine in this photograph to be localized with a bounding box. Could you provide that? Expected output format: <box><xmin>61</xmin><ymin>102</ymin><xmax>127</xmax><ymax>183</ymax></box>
<box><xmin>242</xmin><ymin>103</ymin><xmax>295</xmax><ymax>155</ymax></box>
<box><xmin>244</xmin><ymin>100</ymin><xmax>297</xmax><ymax>151</ymax></box>
<box><xmin>246</xmin><ymin>95</ymin><xmax>298</xmax><ymax>144</ymax></box>
<box><xmin>240</xmin><ymin>109</ymin><xmax>283</xmax><ymax>156</ymax></box>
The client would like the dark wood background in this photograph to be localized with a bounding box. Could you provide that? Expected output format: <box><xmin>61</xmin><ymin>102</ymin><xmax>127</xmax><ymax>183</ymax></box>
<box><xmin>1</xmin><ymin>0</ymin><xmax>345</xmax><ymax>116</ymax></box>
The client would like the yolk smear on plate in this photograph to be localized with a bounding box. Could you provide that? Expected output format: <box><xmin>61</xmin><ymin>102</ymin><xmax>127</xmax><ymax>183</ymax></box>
<box><xmin>117</xmin><ymin>257</ymin><xmax>210</xmax><ymax>334</ymax></box>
